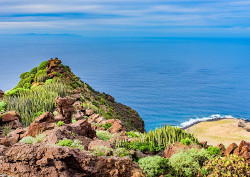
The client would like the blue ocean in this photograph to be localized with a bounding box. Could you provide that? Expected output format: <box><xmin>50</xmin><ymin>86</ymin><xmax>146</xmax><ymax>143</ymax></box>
<box><xmin>0</xmin><ymin>35</ymin><xmax>250</xmax><ymax>131</ymax></box>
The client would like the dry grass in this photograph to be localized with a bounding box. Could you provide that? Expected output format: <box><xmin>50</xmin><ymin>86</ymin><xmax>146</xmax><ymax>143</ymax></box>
<box><xmin>186</xmin><ymin>119</ymin><xmax>250</xmax><ymax>147</ymax></box>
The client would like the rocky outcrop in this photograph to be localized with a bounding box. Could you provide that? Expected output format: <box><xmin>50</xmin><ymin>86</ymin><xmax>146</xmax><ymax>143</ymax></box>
<box><xmin>163</xmin><ymin>142</ymin><xmax>202</xmax><ymax>159</ymax></box>
<box><xmin>106</xmin><ymin>119</ymin><xmax>126</xmax><ymax>134</ymax></box>
<box><xmin>55</xmin><ymin>97</ymin><xmax>76</xmax><ymax>123</ymax></box>
<box><xmin>0</xmin><ymin>89</ymin><xmax>4</xmax><ymax>99</ymax></box>
<box><xmin>238</xmin><ymin>120</ymin><xmax>250</xmax><ymax>132</ymax></box>
<box><xmin>25</xmin><ymin>112</ymin><xmax>55</xmax><ymax>137</ymax></box>
<box><xmin>1</xmin><ymin>111</ymin><xmax>23</xmax><ymax>129</ymax></box>
<box><xmin>0</xmin><ymin>144</ymin><xmax>144</xmax><ymax>177</ymax></box>
<box><xmin>224</xmin><ymin>143</ymin><xmax>238</xmax><ymax>156</ymax></box>
<box><xmin>0</xmin><ymin>128</ymin><xmax>26</xmax><ymax>147</ymax></box>
<box><xmin>232</xmin><ymin>140</ymin><xmax>250</xmax><ymax>163</ymax></box>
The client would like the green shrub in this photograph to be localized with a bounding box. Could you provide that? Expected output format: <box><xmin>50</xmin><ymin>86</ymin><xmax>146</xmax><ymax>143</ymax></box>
<box><xmin>56</xmin><ymin>121</ymin><xmax>64</xmax><ymax>127</ymax></box>
<box><xmin>126</xmin><ymin>131</ymin><xmax>141</xmax><ymax>138</ymax></box>
<box><xmin>169</xmin><ymin>148</ymin><xmax>211</xmax><ymax>177</ymax></box>
<box><xmin>30</xmin><ymin>67</ymin><xmax>38</xmax><ymax>75</ymax></box>
<box><xmin>20</xmin><ymin>72</ymin><xmax>30</xmax><ymax>79</ymax></box>
<box><xmin>23</xmin><ymin>83</ymin><xmax>31</xmax><ymax>89</ymax></box>
<box><xmin>207</xmin><ymin>146</ymin><xmax>221</xmax><ymax>156</ymax></box>
<box><xmin>113</xmin><ymin>148</ymin><xmax>130</xmax><ymax>157</ymax></box>
<box><xmin>45</xmin><ymin>79</ymin><xmax>53</xmax><ymax>84</ymax></box>
<box><xmin>91</xmin><ymin>146</ymin><xmax>113</xmax><ymax>156</ymax></box>
<box><xmin>20</xmin><ymin>133</ymin><xmax>46</xmax><ymax>144</ymax></box>
<box><xmin>72</xmin><ymin>118</ymin><xmax>77</xmax><ymax>123</ymax></box>
<box><xmin>35</xmin><ymin>70</ymin><xmax>47</xmax><ymax>82</ymax></box>
<box><xmin>180</xmin><ymin>138</ymin><xmax>192</xmax><ymax>146</ymax></box>
<box><xmin>200</xmin><ymin>155</ymin><xmax>249</xmax><ymax>176</ymax></box>
<box><xmin>103</xmin><ymin>123</ymin><xmax>112</xmax><ymax>130</ymax></box>
<box><xmin>96</xmin><ymin>131</ymin><xmax>112</xmax><ymax>141</ymax></box>
<box><xmin>34</xmin><ymin>133</ymin><xmax>46</xmax><ymax>143</ymax></box>
<box><xmin>0</xmin><ymin>101</ymin><xmax>7</xmax><ymax>112</ymax></box>
<box><xmin>53</xmin><ymin>111</ymin><xmax>59</xmax><ymax>116</ymax></box>
<box><xmin>71</xmin><ymin>139</ymin><xmax>84</xmax><ymax>150</ymax></box>
<box><xmin>56</xmin><ymin>138</ymin><xmax>72</xmax><ymax>147</ymax></box>
<box><xmin>33</xmin><ymin>111</ymin><xmax>44</xmax><ymax>118</ymax></box>
<box><xmin>20</xmin><ymin>136</ymin><xmax>35</xmax><ymax>144</ymax></box>
<box><xmin>138</xmin><ymin>156</ymin><xmax>169</xmax><ymax>177</ymax></box>
<box><xmin>37</xmin><ymin>61</ymin><xmax>49</xmax><ymax>71</ymax></box>
<box><xmin>5</xmin><ymin>88</ymin><xmax>28</xmax><ymax>96</ymax></box>
<box><xmin>56</xmin><ymin>138</ymin><xmax>84</xmax><ymax>150</ymax></box>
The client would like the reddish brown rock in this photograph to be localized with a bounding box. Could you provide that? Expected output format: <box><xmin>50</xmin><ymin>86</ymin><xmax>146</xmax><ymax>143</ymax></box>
<box><xmin>1</xmin><ymin>111</ymin><xmax>21</xmax><ymax>122</ymax></box>
<box><xmin>199</xmin><ymin>141</ymin><xmax>208</xmax><ymax>148</ymax></box>
<box><xmin>225</xmin><ymin>143</ymin><xmax>238</xmax><ymax>156</ymax></box>
<box><xmin>106</xmin><ymin>119</ymin><xmax>125</xmax><ymax>134</ymax></box>
<box><xmin>0</xmin><ymin>144</ymin><xmax>144</xmax><ymax>177</ymax></box>
<box><xmin>71</xmin><ymin>119</ymin><xmax>96</xmax><ymax>139</ymax></box>
<box><xmin>217</xmin><ymin>143</ymin><xmax>226</xmax><ymax>154</ymax></box>
<box><xmin>164</xmin><ymin>142</ymin><xmax>202</xmax><ymax>159</ymax></box>
<box><xmin>0</xmin><ymin>89</ymin><xmax>4</xmax><ymax>99</ymax></box>
<box><xmin>88</xmin><ymin>140</ymin><xmax>111</xmax><ymax>150</ymax></box>
<box><xmin>0</xmin><ymin>128</ymin><xmax>25</xmax><ymax>147</ymax></box>
<box><xmin>55</xmin><ymin>96</ymin><xmax>76</xmax><ymax>123</ymax></box>
<box><xmin>85</xmin><ymin>108</ymin><xmax>94</xmax><ymax>116</ymax></box>
<box><xmin>25</xmin><ymin>112</ymin><xmax>55</xmax><ymax>137</ymax></box>
<box><xmin>232</xmin><ymin>140</ymin><xmax>250</xmax><ymax>161</ymax></box>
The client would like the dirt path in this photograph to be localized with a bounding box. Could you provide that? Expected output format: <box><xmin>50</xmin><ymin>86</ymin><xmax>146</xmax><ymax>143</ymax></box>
<box><xmin>186</xmin><ymin>119</ymin><xmax>250</xmax><ymax>147</ymax></box>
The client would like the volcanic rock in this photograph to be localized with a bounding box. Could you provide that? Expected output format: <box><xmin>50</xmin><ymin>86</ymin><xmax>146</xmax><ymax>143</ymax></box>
<box><xmin>217</xmin><ymin>143</ymin><xmax>226</xmax><ymax>154</ymax></box>
<box><xmin>0</xmin><ymin>89</ymin><xmax>4</xmax><ymax>99</ymax></box>
<box><xmin>1</xmin><ymin>111</ymin><xmax>21</xmax><ymax>123</ymax></box>
<box><xmin>0</xmin><ymin>144</ymin><xmax>144</xmax><ymax>177</ymax></box>
<box><xmin>164</xmin><ymin>142</ymin><xmax>202</xmax><ymax>159</ymax></box>
<box><xmin>224</xmin><ymin>143</ymin><xmax>238</xmax><ymax>156</ymax></box>
<box><xmin>55</xmin><ymin>96</ymin><xmax>76</xmax><ymax>123</ymax></box>
<box><xmin>25</xmin><ymin>112</ymin><xmax>55</xmax><ymax>137</ymax></box>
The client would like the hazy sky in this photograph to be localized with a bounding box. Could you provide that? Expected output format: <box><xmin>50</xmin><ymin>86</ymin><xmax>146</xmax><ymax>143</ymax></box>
<box><xmin>1</xmin><ymin>0</ymin><xmax>250</xmax><ymax>37</ymax></box>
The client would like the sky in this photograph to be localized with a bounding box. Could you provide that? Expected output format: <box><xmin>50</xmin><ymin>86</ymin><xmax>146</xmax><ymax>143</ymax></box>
<box><xmin>0</xmin><ymin>0</ymin><xmax>250</xmax><ymax>37</ymax></box>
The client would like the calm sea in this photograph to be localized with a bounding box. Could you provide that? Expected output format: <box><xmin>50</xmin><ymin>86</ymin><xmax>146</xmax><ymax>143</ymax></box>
<box><xmin>0</xmin><ymin>35</ymin><xmax>250</xmax><ymax>131</ymax></box>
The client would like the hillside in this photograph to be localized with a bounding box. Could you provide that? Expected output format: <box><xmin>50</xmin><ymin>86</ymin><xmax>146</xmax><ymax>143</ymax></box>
<box><xmin>1</xmin><ymin>58</ymin><xmax>145</xmax><ymax>132</ymax></box>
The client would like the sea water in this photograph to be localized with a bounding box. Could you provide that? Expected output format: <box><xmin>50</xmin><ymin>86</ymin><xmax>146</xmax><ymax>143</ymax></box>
<box><xmin>0</xmin><ymin>35</ymin><xmax>250</xmax><ymax>131</ymax></box>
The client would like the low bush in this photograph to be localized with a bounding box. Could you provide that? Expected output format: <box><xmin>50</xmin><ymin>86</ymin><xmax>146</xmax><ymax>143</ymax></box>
<box><xmin>55</xmin><ymin>121</ymin><xmax>64</xmax><ymax>127</ymax></box>
<box><xmin>207</xmin><ymin>146</ymin><xmax>221</xmax><ymax>156</ymax></box>
<box><xmin>45</xmin><ymin>79</ymin><xmax>53</xmax><ymax>84</ymax></box>
<box><xmin>0</xmin><ymin>101</ymin><xmax>7</xmax><ymax>112</ymax></box>
<box><xmin>138</xmin><ymin>156</ymin><xmax>169</xmax><ymax>177</ymax></box>
<box><xmin>200</xmin><ymin>155</ymin><xmax>249</xmax><ymax>176</ymax></box>
<box><xmin>103</xmin><ymin>123</ymin><xmax>112</xmax><ymax>130</ymax></box>
<box><xmin>20</xmin><ymin>133</ymin><xmax>46</xmax><ymax>144</ymax></box>
<box><xmin>71</xmin><ymin>139</ymin><xmax>84</xmax><ymax>150</ymax></box>
<box><xmin>56</xmin><ymin>138</ymin><xmax>72</xmax><ymax>147</ymax></box>
<box><xmin>180</xmin><ymin>138</ymin><xmax>192</xmax><ymax>146</ymax></box>
<box><xmin>33</xmin><ymin>111</ymin><xmax>44</xmax><ymax>118</ymax></box>
<box><xmin>168</xmin><ymin>148</ymin><xmax>211</xmax><ymax>177</ymax></box>
<box><xmin>37</xmin><ymin>61</ymin><xmax>49</xmax><ymax>71</ymax></box>
<box><xmin>96</xmin><ymin>131</ymin><xmax>112</xmax><ymax>141</ymax></box>
<box><xmin>91</xmin><ymin>146</ymin><xmax>113</xmax><ymax>156</ymax></box>
<box><xmin>113</xmin><ymin>148</ymin><xmax>131</xmax><ymax>157</ymax></box>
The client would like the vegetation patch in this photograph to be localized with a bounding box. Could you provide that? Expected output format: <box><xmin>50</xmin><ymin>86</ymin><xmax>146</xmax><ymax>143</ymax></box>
<box><xmin>91</xmin><ymin>146</ymin><xmax>113</xmax><ymax>156</ymax></box>
<box><xmin>96</xmin><ymin>130</ymin><xmax>112</xmax><ymax>141</ymax></box>
<box><xmin>138</xmin><ymin>156</ymin><xmax>169</xmax><ymax>177</ymax></box>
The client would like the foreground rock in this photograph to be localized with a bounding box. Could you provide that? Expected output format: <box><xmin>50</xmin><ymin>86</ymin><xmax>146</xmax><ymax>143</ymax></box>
<box><xmin>0</xmin><ymin>111</ymin><xmax>23</xmax><ymax>129</ymax></box>
<box><xmin>163</xmin><ymin>142</ymin><xmax>202</xmax><ymax>159</ymax></box>
<box><xmin>0</xmin><ymin>144</ymin><xmax>144</xmax><ymax>177</ymax></box>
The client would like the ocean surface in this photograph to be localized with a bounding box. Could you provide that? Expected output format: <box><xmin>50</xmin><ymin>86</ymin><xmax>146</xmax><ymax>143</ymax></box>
<box><xmin>0</xmin><ymin>35</ymin><xmax>250</xmax><ymax>131</ymax></box>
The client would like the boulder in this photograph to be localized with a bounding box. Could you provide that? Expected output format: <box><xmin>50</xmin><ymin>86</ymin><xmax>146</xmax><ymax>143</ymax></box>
<box><xmin>25</xmin><ymin>112</ymin><xmax>55</xmax><ymax>137</ymax></box>
<box><xmin>164</xmin><ymin>142</ymin><xmax>202</xmax><ymax>159</ymax></box>
<box><xmin>71</xmin><ymin>119</ymin><xmax>96</xmax><ymax>139</ymax></box>
<box><xmin>1</xmin><ymin>111</ymin><xmax>21</xmax><ymax>122</ymax></box>
<box><xmin>0</xmin><ymin>89</ymin><xmax>4</xmax><ymax>99</ymax></box>
<box><xmin>106</xmin><ymin>119</ymin><xmax>125</xmax><ymax>134</ymax></box>
<box><xmin>0</xmin><ymin>128</ymin><xmax>26</xmax><ymax>147</ymax></box>
<box><xmin>233</xmin><ymin>140</ymin><xmax>250</xmax><ymax>160</ymax></box>
<box><xmin>0</xmin><ymin>144</ymin><xmax>144</xmax><ymax>177</ymax></box>
<box><xmin>55</xmin><ymin>97</ymin><xmax>76</xmax><ymax>123</ymax></box>
<box><xmin>85</xmin><ymin>108</ymin><xmax>94</xmax><ymax>116</ymax></box>
<box><xmin>217</xmin><ymin>143</ymin><xmax>226</xmax><ymax>154</ymax></box>
<box><xmin>224</xmin><ymin>143</ymin><xmax>238</xmax><ymax>156</ymax></box>
<box><xmin>88</xmin><ymin>140</ymin><xmax>112</xmax><ymax>151</ymax></box>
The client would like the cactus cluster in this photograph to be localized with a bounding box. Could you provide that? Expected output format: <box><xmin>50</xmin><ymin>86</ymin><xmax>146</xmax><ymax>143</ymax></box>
<box><xmin>3</xmin><ymin>78</ymin><xmax>70</xmax><ymax>126</ymax></box>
